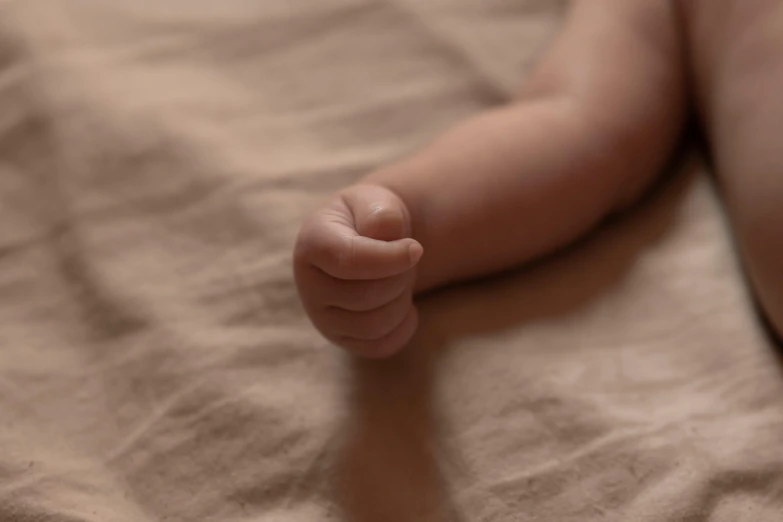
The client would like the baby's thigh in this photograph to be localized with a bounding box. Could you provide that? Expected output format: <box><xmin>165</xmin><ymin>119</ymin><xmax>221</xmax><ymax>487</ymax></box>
<box><xmin>685</xmin><ymin>0</ymin><xmax>783</xmax><ymax>336</ymax></box>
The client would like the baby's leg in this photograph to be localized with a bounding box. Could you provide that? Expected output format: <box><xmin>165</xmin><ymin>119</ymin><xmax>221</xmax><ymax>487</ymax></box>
<box><xmin>682</xmin><ymin>0</ymin><xmax>783</xmax><ymax>337</ymax></box>
<box><xmin>365</xmin><ymin>0</ymin><xmax>686</xmax><ymax>292</ymax></box>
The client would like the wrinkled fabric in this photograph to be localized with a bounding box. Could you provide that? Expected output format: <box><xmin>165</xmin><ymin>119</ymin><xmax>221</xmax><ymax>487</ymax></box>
<box><xmin>0</xmin><ymin>1</ymin><xmax>782</xmax><ymax>521</ymax></box>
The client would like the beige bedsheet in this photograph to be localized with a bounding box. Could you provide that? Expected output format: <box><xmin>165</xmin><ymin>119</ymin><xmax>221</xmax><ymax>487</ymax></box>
<box><xmin>1</xmin><ymin>0</ymin><xmax>783</xmax><ymax>520</ymax></box>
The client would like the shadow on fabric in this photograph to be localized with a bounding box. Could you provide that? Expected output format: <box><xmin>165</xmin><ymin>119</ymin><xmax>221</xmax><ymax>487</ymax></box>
<box><xmin>332</xmin><ymin>154</ymin><xmax>700</xmax><ymax>522</ymax></box>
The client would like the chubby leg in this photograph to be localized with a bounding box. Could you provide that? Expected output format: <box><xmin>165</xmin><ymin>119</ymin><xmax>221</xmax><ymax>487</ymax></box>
<box><xmin>682</xmin><ymin>0</ymin><xmax>783</xmax><ymax>337</ymax></box>
<box><xmin>366</xmin><ymin>0</ymin><xmax>687</xmax><ymax>292</ymax></box>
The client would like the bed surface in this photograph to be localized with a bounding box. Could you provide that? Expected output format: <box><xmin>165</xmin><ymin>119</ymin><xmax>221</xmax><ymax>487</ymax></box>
<box><xmin>2</xmin><ymin>1</ymin><xmax>783</xmax><ymax>520</ymax></box>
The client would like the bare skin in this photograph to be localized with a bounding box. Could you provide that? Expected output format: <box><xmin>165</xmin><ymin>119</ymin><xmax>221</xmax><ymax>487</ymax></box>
<box><xmin>682</xmin><ymin>0</ymin><xmax>783</xmax><ymax>344</ymax></box>
<box><xmin>294</xmin><ymin>0</ymin><xmax>783</xmax><ymax>358</ymax></box>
